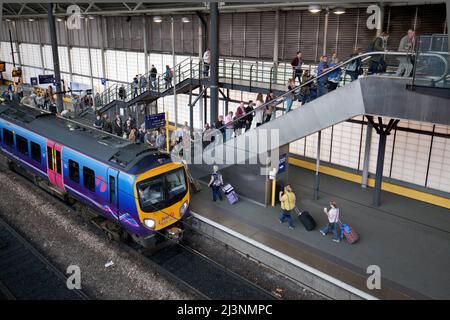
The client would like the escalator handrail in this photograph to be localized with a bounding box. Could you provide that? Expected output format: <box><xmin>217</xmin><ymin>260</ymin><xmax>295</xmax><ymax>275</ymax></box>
<box><xmin>211</xmin><ymin>51</ymin><xmax>420</xmax><ymax>135</ymax></box>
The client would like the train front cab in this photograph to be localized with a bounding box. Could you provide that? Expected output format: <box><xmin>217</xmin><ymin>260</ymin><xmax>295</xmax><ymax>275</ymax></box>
<box><xmin>133</xmin><ymin>162</ymin><xmax>190</xmax><ymax>248</ymax></box>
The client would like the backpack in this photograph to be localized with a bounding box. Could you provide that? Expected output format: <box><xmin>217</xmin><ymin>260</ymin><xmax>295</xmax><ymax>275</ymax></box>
<box><xmin>212</xmin><ymin>173</ymin><xmax>222</xmax><ymax>187</ymax></box>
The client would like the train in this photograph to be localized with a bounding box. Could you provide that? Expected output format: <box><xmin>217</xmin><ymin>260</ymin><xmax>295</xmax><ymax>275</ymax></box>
<box><xmin>0</xmin><ymin>100</ymin><xmax>190</xmax><ymax>248</ymax></box>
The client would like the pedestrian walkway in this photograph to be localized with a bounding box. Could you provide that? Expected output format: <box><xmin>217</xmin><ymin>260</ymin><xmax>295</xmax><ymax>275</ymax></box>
<box><xmin>189</xmin><ymin>164</ymin><xmax>450</xmax><ymax>299</ymax></box>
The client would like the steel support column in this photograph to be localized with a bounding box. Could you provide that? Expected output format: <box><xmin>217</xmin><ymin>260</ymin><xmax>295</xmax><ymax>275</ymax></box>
<box><xmin>314</xmin><ymin>130</ymin><xmax>322</xmax><ymax>200</ymax></box>
<box><xmin>48</xmin><ymin>3</ymin><xmax>63</xmax><ymax>112</ymax></box>
<box><xmin>84</xmin><ymin>18</ymin><xmax>95</xmax><ymax>99</ymax></box>
<box><xmin>273</xmin><ymin>9</ymin><xmax>280</xmax><ymax>84</ymax></box>
<box><xmin>143</xmin><ymin>16</ymin><xmax>149</xmax><ymax>76</ymax></box>
<box><xmin>447</xmin><ymin>0</ymin><xmax>450</xmax><ymax>57</ymax></box>
<box><xmin>361</xmin><ymin>122</ymin><xmax>373</xmax><ymax>188</ymax></box>
<box><xmin>209</xmin><ymin>2</ymin><xmax>219</xmax><ymax>126</ymax></box>
<box><xmin>322</xmin><ymin>10</ymin><xmax>329</xmax><ymax>56</ymax></box>
<box><xmin>171</xmin><ymin>17</ymin><xmax>178</xmax><ymax>128</ymax></box>
<box><xmin>367</xmin><ymin>116</ymin><xmax>399</xmax><ymax>207</ymax></box>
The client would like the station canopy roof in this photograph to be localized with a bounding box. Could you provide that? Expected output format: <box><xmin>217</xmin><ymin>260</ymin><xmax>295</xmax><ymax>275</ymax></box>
<box><xmin>1</xmin><ymin>1</ymin><xmax>443</xmax><ymax>19</ymax></box>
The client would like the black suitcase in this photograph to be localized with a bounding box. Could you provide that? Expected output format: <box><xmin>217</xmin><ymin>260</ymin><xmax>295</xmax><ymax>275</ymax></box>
<box><xmin>295</xmin><ymin>208</ymin><xmax>316</xmax><ymax>231</ymax></box>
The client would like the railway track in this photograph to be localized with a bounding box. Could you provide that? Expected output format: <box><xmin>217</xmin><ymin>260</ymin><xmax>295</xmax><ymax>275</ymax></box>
<box><xmin>0</xmin><ymin>163</ymin><xmax>278</xmax><ymax>300</ymax></box>
<box><xmin>0</xmin><ymin>215</ymin><xmax>89</xmax><ymax>300</ymax></box>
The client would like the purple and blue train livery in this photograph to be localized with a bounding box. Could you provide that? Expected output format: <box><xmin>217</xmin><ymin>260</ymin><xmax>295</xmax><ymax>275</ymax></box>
<box><xmin>0</xmin><ymin>101</ymin><xmax>190</xmax><ymax>247</ymax></box>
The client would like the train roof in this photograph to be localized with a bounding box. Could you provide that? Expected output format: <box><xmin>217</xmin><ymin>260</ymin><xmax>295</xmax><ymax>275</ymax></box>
<box><xmin>0</xmin><ymin>101</ymin><xmax>170</xmax><ymax>173</ymax></box>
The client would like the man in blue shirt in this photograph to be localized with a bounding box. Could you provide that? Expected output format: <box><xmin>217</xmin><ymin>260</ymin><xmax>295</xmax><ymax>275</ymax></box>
<box><xmin>316</xmin><ymin>55</ymin><xmax>332</xmax><ymax>97</ymax></box>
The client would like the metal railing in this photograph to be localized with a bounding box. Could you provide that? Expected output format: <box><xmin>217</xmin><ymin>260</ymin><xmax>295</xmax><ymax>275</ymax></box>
<box><xmin>207</xmin><ymin>51</ymin><xmax>441</xmax><ymax>147</ymax></box>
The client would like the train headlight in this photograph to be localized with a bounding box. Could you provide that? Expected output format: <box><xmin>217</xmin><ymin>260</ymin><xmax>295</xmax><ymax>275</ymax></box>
<box><xmin>180</xmin><ymin>201</ymin><xmax>189</xmax><ymax>216</ymax></box>
<box><xmin>143</xmin><ymin>218</ymin><xmax>155</xmax><ymax>229</ymax></box>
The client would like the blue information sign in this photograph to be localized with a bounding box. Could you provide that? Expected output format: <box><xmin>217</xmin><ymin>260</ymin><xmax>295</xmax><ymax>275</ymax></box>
<box><xmin>101</xmin><ymin>78</ymin><xmax>106</xmax><ymax>86</ymax></box>
<box><xmin>30</xmin><ymin>77</ymin><xmax>38</xmax><ymax>86</ymax></box>
<box><xmin>38</xmin><ymin>74</ymin><xmax>55</xmax><ymax>84</ymax></box>
<box><xmin>145</xmin><ymin>113</ymin><xmax>166</xmax><ymax>130</ymax></box>
<box><xmin>278</xmin><ymin>154</ymin><xmax>287</xmax><ymax>174</ymax></box>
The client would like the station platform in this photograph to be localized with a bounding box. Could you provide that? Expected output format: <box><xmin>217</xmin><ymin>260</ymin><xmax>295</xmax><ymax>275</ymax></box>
<box><xmin>189</xmin><ymin>164</ymin><xmax>450</xmax><ymax>300</ymax></box>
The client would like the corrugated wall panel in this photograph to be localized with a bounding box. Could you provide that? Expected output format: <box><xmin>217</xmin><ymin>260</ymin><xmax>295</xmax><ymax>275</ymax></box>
<box><xmin>122</xmin><ymin>19</ymin><xmax>132</xmax><ymax>50</ymax></box>
<box><xmin>325</xmin><ymin>12</ymin><xmax>340</xmax><ymax>56</ymax></box>
<box><xmin>220</xmin><ymin>13</ymin><xmax>232</xmax><ymax>57</ymax></box>
<box><xmin>284</xmin><ymin>11</ymin><xmax>301</xmax><ymax>61</ymax></box>
<box><xmin>245</xmin><ymin>12</ymin><xmax>260</xmax><ymax>58</ymax></box>
<box><xmin>192</xmin><ymin>16</ymin><xmax>200</xmax><ymax>55</ymax></box>
<box><xmin>415</xmin><ymin>4</ymin><xmax>447</xmax><ymax>36</ymax></box>
<box><xmin>299</xmin><ymin>11</ymin><xmax>320</xmax><ymax>62</ymax></box>
<box><xmin>259</xmin><ymin>11</ymin><xmax>275</xmax><ymax>59</ymax></box>
<box><xmin>150</xmin><ymin>17</ymin><xmax>162</xmax><ymax>52</ymax></box>
<box><xmin>356</xmin><ymin>8</ymin><xmax>377</xmax><ymax>54</ymax></box>
<box><xmin>278</xmin><ymin>11</ymin><xmax>286</xmax><ymax>60</ymax></box>
<box><xmin>232</xmin><ymin>13</ymin><xmax>246</xmax><ymax>57</ymax></box>
<box><xmin>88</xmin><ymin>18</ymin><xmax>102</xmax><ymax>49</ymax></box>
<box><xmin>337</xmin><ymin>8</ymin><xmax>360</xmax><ymax>60</ymax></box>
<box><xmin>385</xmin><ymin>5</ymin><xmax>416</xmax><ymax>51</ymax></box>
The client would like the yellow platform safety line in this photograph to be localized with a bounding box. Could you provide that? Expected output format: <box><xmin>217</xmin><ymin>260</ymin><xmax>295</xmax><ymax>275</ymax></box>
<box><xmin>271</xmin><ymin>179</ymin><xmax>276</xmax><ymax>207</ymax></box>
<box><xmin>288</xmin><ymin>157</ymin><xmax>450</xmax><ymax>210</ymax></box>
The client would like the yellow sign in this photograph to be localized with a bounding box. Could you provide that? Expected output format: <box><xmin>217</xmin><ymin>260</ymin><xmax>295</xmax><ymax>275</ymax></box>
<box><xmin>0</xmin><ymin>62</ymin><xmax>5</xmax><ymax>72</ymax></box>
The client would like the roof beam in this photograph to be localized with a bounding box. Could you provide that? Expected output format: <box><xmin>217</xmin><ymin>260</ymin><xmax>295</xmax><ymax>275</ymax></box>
<box><xmin>84</xmin><ymin>2</ymin><xmax>95</xmax><ymax>13</ymax></box>
<box><xmin>122</xmin><ymin>2</ymin><xmax>132</xmax><ymax>11</ymax></box>
<box><xmin>133</xmin><ymin>2</ymin><xmax>144</xmax><ymax>11</ymax></box>
<box><xmin>23</xmin><ymin>4</ymin><xmax>38</xmax><ymax>14</ymax></box>
<box><xmin>6</xmin><ymin>3</ymin><xmax>17</xmax><ymax>16</ymax></box>
<box><xmin>2</xmin><ymin>4</ymin><xmax>15</xmax><ymax>15</ymax></box>
<box><xmin>18</xmin><ymin>4</ymin><xmax>26</xmax><ymax>16</ymax></box>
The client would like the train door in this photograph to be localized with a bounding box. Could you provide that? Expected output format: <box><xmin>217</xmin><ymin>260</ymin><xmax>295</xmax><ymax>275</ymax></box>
<box><xmin>107</xmin><ymin>168</ymin><xmax>120</xmax><ymax>219</ymax></box>
<box><xmin>46</xmin><ymin>140</ymin><xmax>65</xmax><ymax>191</ymax></box>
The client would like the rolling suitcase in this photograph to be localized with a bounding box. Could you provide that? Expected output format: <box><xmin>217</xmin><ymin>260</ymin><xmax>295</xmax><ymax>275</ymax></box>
<box><xmin>340</xmin><ymin>223</ymin><xmax>359</xmax><ymax>244</ymax></box>
<box><xmin>295</xmin><ymin>208</ymin><xmax>316</xmax><ymax>231</ymax></box>
<box><xmin>222</xmin><ymin>184</ymin><xmax>238</xmax><ymax>205</ymax></box>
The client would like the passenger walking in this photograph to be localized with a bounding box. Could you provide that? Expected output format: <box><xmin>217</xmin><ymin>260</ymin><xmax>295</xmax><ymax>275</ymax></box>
<box><xmin>254</xmin><ymin>94</ymin><xmax>265</xmax><ymax>127</ymax></box>
<box><xmin>327</xmin><ymin>54</ymin><xmax>341</xmax><ymax>92</ymax></box>
<box><xmin>140</xmin><ymin>74</ymin><xmax>148</xmax><ymax>93</ymax></box>
<box><xmin>285</xmin><ymin>79</ymin><xmax>296</xmax><ymax>113</ymax></box>
<box><xmin>208</xmin><ymin>165</ymin><xmax>223</xmax><ymax>202</ymax></box>
<box><xmin>291</xmin><ymin>51</ymin><xmax>304</xmax><ymax>84</ymax></box>
<box><xmin>300</xmin><ymin>70</ymin><xmax>313</xmax><ymax>105</ymax></box>
<box><xmin>396</xmin><ymin>29</ymin><xmax>415</xmax><ymax>77</ymax></box>
<box><xmin>114</xmin><ymin>114</ymin><xmax>123</xmax><ymax>137</ymax></box>
<box><xmin>203</xmin><ymin>48</ymin><xmax>211</xmax><ymax>77</ymax></box>
<box><xmin>149</xmin><ymin>65</ymin><xmax>158</xmax><ymax>89</ymax></box>
<box><xmin>102</xmin><ymin>114</ymin><xmax>113</xmax><ymax>133</ymax></box>
<box><xmin>279</xmin><ymin>185</ymin><xmax>296</xmax><ymax>229</ymax></box>
<box><xmin>346</xmin><ymin>48</ymin><xmax>363</xmax><ymax>81</ymax></box>
<box><xmin>224</xmin><ymin>111</ymin><xmax>234</xmax><ymax>141</ymax></box>
<box><xmin>136</xmin><ymin>125</ymin><xmax>146</xmax><ymax>143</ymax></box>
<box><xmin>244</xmin><ymin>101</ymin><xmax>254</xmax><ymax>132</ymax></box>
<box><xmin>317</xmin><ymin>55</ymin><xmax>332</xmax><ymax>97</ymax></box>
<box><xmin>124</xmin><ymin>116</ymin><xmax>135</xmax><ymax>136</ymax></box>
<box><xmin>128</xmin><ymin>129</ymin><xmax>137</xmax><ymax>142</ymax></box>
<box><xmin>368</xmin><ymin>32</ymin><xmax>389</xmax><ymax>74</ymax></box>
<box><xmin>214</xmin><ymin>115</ymin><xmax>225</xmax><ymax>142</ymax></box>
<box><xmin>264</xmin><ymin>91</ymin><xmax>275</xmax><ymax>122</ymax></box>
<box><xmin>93</xmin><ymin>114</ymin><xmax>103</xmax><ymax>130</ymax></box>
<box><xmin>155</xmin><ymin>129</ymin><xmax>166</xmax><ymax>149</ymax></box>
<box><xmin>320</xmin><ymin>200</ymin><xmax>341</xmax><ymax>242</ymax></box>
<box><xmin>164</xmin><ymin>65</ymin><xmax>173</xmax><ymax>89</ymax></box>
<box><xmin>234</xmin><ymin>102</ymin><xmax>245</xmax><ymax>136</ymax></box>
<box><xmin>118</xmin><ymin>85</ymin><xmax>126</xmax><ymax>100</ymax></box>
<box><xmin>133</xmin><ymin>75</ymin><xmax>139</xmax><ymax>98</ymax></box>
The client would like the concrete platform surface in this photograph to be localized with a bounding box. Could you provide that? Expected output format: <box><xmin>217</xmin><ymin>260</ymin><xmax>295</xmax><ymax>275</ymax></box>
<box><xmin>189</xmin><ymin>165</ymin><xmax>450</xmax><ymax>300</ymax></box>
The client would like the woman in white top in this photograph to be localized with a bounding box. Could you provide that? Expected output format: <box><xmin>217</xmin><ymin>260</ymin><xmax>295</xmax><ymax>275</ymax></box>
<box><xmin>320</xmin><ymin>200</ymin><xmax>341</xmax><ymax>242</ymax></box>
<box><xmin>254</xmin><ymin>93</ymin><xmax>265</xmax><ymax>127</ymax></box>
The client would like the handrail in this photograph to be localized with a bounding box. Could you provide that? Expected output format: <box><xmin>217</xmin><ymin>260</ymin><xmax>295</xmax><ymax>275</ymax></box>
<box><xmin>210</xmin><ymin>51</ymin><xmax>417</xmax><ymax>136</ymax></box>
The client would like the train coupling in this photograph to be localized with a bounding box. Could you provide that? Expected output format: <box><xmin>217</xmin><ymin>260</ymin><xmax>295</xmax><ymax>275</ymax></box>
<box><xmin>166</xmin><ymin>226</ymin><xmax>184</xmax><ymax>242</ymax></box>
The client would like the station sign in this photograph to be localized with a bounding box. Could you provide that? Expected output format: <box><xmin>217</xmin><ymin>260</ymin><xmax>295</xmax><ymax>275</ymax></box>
<box><xmin>145</xmin><ymin>113</ymin><xmax>166</xmax><ymax>130</ymax></box>
<box><xmin>278</xmin><ymin>154</ymin><xmax>287</xmax><ymax>174</ymax></box>
<box><xmin>30</xmin><ymin>77</ymin><xmax>38</xmax><ymax>86</ymax></box>
<box><xmin>39</xmin><ymin>74</ymin><xmax>55</xmax><ymax>84</ymax></box>
<box><xmin>101</xmin><ymin>78</ymin><xmax>106</xmax><ymax>86</ymax></box>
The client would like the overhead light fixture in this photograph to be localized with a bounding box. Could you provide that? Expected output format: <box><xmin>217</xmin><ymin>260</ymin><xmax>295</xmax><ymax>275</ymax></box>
<box><xmin>88</xmin><ymin>15</ymin><xmax>95</xmax><ymax>20</ymax></box>
<box><xmin>57</xmin><ymin>17</ymin><xmax>63</xmax><ymax>22</ymax></box>
<box><xmin>153</xmin><ymin>16</ymin><xmax>163</xmax><ymax>23</ymax></box>
<box><xmin>333</xmin><ymin>7</ymin><xmax>346</xmax><ymax>15</ymax></box>
<box><xmin>28</xmin><ymin>18</ymin><xmax>35</xmax><ymax>22</ymax></box>
<box><xmin>5</xmin><ymin>19</ymin><xmax>12</xmax><ymax>22</ymax></box>
<box><xmin>308</xmin><ymin>5</ymin><xmax>322</xmax><ymax>14</ymax></box>
<box><xmin>181</xmin><ymin>17</ymin><xmax>190</xmax><ymax>23</ymax></box>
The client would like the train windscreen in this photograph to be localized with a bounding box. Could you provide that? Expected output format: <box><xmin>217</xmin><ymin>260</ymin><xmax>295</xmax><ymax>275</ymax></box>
<box><xmin>137</xmin><ymin>167</ymin><xmax>187</xmax><ymax>212</ymax></box>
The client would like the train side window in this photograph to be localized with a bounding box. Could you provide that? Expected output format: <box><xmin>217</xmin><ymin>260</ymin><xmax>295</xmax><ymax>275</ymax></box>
<box><xmin>83</xmin><ymin>167</ymin><xmax>95</xmax><ymax>192</ymax></box>
<box><xmin>109</xmin><ymin>176</ymin><xmax>116</xmax><ymax>204</ymax></box>
<box><xmin>30</xmin><ymin>142</ymin><xmax>41</xmax><ymax>163</ymax></box>
<box><xmin>16</xmin><ymin>135</ymin><xmax>29</xmax><ymax>156</ymax></box>
<box><xmin>69</xmin><ymin>160</ymin><xmax>80</xmax><ymax>183</ymax></box>
<box><xmin>2</xmin><ymin>129</ymin><xmax>14</xmax><ymax>148</ymax></box>
<box><xmin>55</xmin><ymin>150</ymin><xmax>62</xmax><ymax>174</ymax></box>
